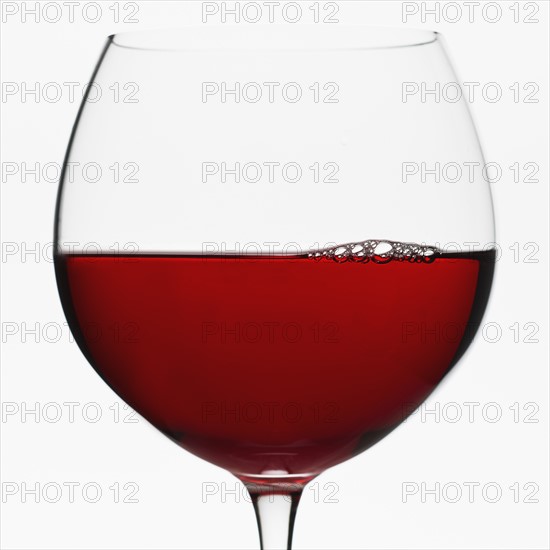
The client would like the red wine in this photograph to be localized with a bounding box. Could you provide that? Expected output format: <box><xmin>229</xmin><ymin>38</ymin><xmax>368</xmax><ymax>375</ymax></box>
<box><xmin>55</xmin><ymin>241</ymin><xmax>494</xmax><ymax>479</ymax></box>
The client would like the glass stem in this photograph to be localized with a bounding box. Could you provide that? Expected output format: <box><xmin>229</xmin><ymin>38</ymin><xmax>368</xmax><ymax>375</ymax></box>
<box><xmin>246</xmin><ymin>482</ymin><xmax>304</xmax><ymax>550</ymax></box>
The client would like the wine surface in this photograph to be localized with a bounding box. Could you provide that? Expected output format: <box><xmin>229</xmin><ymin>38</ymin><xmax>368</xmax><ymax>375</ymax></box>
<box><xmin>55</xmin><ymin>242</ymin><xmax>494</xmax><ymax>478</ymax></box>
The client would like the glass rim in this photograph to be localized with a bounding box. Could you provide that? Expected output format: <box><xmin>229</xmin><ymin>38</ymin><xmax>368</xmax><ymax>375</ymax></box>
<box><xmin>109</xmin><ymin>25</ymin><xmax>439</xmax><ymax>52</ymax></box>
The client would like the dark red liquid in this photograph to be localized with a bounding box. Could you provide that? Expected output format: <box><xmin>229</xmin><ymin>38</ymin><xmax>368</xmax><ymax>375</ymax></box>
<box><xmin>55</xmin><ymin>249</ymin><xmax>494</xmax><ymax>479</ymax></box>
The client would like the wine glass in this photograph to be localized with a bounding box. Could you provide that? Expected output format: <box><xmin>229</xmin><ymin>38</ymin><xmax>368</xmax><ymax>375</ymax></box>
<box><xmin>54</xmin><ymin>26</ymin><xmax>495</xmax><ymax>549</ymax></box>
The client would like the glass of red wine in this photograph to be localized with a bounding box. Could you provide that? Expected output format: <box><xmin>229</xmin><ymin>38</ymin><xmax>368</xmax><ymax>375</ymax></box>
<box><xmin>54</xmin><ymin>26</ymin><xmax>495</xmax><ymax>549</ymax></box>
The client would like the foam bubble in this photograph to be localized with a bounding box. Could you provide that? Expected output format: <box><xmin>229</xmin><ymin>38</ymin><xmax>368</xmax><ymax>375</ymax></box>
<box><xmin>308</xmin><ymin>240</ymin><xmax>439</xmax><ymax>264</ymax></box>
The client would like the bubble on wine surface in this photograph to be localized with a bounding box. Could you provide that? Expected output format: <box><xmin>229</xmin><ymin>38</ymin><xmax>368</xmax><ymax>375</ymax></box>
<box><xmin>308</xmin><ymin>239</ymin><xmax>439</xmax><ymax>264</ymax></box>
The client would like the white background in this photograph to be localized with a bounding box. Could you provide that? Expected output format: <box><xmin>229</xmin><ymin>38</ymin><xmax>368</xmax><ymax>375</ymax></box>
<box><xmin>1</xmin><ymin>1</ymin><xmax>548</xmax><ymax>549</ymax></box>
